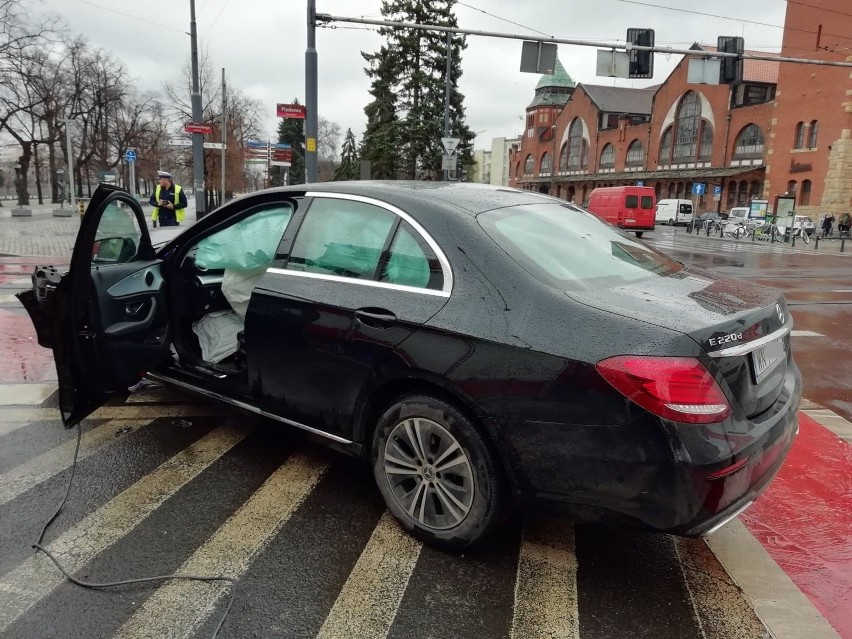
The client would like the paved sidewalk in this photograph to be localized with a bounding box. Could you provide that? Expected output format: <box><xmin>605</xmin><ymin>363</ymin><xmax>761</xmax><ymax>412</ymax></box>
<box><xmin>671</xmin><ymin>226</ymin><xmax>852</xmax><ymax>256</ymax></box>
<box><xmin>0</xmin><ymin>201</ymin><xmax>198</xmax><ymax>257</ymax></box>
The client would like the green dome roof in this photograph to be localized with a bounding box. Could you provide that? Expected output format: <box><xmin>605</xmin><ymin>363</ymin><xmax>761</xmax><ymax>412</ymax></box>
<box><xmin>535</xmin><ymin>58</ymin><xmax>575</xmax><ymax>90</ymax></box>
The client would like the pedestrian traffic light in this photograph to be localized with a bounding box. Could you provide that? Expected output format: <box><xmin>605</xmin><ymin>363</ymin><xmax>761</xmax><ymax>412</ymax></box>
<box><xmin>627</xmin><ymin>28</ymin><xmax>654</xmax><ymax>79</ymax></box>
<box><xmin>718</xmin><ymin>36</ymin><xmax>744</xmax><ymax>85</ymax></box>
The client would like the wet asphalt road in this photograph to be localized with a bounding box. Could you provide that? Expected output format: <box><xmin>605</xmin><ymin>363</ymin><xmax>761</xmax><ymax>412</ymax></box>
<box><xmin>1</xmin><ymin>226</ymin><xmax>846</xmax><ymax>639</ymax></box>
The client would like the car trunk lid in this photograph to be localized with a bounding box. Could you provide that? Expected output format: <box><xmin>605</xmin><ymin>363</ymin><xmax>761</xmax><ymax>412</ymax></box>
<box><xmin>567</xmin><ymin>265</ymin><xmax>791</xmax><ymax>419</ymax></box>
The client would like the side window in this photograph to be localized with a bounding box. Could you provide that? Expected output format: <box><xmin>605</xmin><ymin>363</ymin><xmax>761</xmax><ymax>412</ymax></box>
<box><xmin>194</xmin><ymin>204</ymin><xmax>293</xmax><ymax>270</ymax></box>
<box><xmin>625</xmin><ymin>195</ymin><xmax>639</xmax><ymax>208</ymax></box>
<box><xmin>640</xmin><ymin>196</ymin><xmax>654</xmax><ymax>209</ymax></box>
<box><xmin>287</xmin><ymin>198</ymin><xmax>396</xmax><ymax>279</ymax></box>
<box><xmin>93</xmin><ymin>202</ymin><xmax>142</xmax><ymax>264</ymax></box>
<box><xmin>380</xmin><ymin>222</ymin><xmax>445</xmax><ymax>291</ymax></box>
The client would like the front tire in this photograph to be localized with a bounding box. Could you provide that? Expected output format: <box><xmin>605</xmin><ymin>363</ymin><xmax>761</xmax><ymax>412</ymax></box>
<box><xmin>635</xmin><ymin>231</ymin><xmax>644</xmax><ymax>238</ymax></box>
<box><xmin>372</xmin><ymin>394</ymin><xmax>507</xmax><ymax>552</ymax></box>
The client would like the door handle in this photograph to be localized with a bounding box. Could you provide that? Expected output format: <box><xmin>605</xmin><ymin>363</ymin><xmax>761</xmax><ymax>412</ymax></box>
<box><xmin>105</xmin><ymin>298</ymin><xmax>157</xmax><ymax>338</ymax></box>
<box><xmin>355</xmin><ymin>308</ymin><xmax>397</xmax><ymax>328</ymax></box>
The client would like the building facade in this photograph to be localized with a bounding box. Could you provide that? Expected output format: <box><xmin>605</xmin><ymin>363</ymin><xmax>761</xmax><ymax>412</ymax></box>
<box><xmin>510</xmin><ymin>0</ymin><xmax>852</xmax><ymax>216</ymax></box>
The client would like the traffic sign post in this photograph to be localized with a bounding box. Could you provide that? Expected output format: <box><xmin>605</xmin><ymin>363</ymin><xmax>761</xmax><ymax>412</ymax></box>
<box><xmin>184</xmin><ymin>123</ymin><xmax>213</xmax><ymax>135</ymax></box>
<box><xmin>441</xmin><ymin>137</ymin><xmax>460</xmax><ymax>155</ymax></box>
<box><xmin>713</xmin><ymin>184</ymin><xmax>722</xmax><ymax>203</ymax></box>
<box><xmin>124</xmin><ymin>149</ymin><xmax>137</xmax><ymax>195</ymax></box>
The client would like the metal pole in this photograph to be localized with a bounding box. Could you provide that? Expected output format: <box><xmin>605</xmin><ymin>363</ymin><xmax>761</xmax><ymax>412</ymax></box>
<box><xmin>221</xmin><ymin>67</ymin><xmax>227</xmax><ymax>205</ymax></box>
<box><xmin>64</xmin><ymin>119</ymin><xmax>76</xmax><ymax>210</ymax></box>
<box><xmin>189</xmin><ymin>0</ymin><xmax>206</xmax><ymax>217</ymax></box>
<box><xmin>305</xmin><ymin>0</ymin><xmax>319</xmax><ymax>183</ymax></box>
<box><xmin>442</xmin><ymin>31</ymin><xmax>452</xmax><ymax>181</ymax></box>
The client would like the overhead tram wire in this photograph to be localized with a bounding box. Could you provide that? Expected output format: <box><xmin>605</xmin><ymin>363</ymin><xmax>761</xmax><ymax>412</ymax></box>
<box><xmin>456</xmin><ymin>2</ymin><xmax>553</xmax><ymax>38</ymax></box>
<box><xmin>204</xmin><ymin>0</ymin><xmax>233</xmax><ymax>37</ymax></box>
<box><xmin>66</xmin><ymin>0</ymin><xmax>186</xmax><ymax>33</ymax></box>
<box><xmin>610</xmin><ymin>0</ymin><xmax>852</xmax><ymax>46</ymax></box>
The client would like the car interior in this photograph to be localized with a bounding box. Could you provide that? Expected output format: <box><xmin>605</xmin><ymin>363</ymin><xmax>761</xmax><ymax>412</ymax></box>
<box><xmin>168</xmin><ymin>204</ymin><xmax>294</xmax><ymax>383</ymax></box>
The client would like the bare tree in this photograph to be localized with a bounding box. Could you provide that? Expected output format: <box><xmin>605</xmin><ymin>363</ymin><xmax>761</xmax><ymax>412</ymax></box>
<box><xmin>317</xmin><ymin>116</ymin><xmax>342</xmax><ymax>182</ymax></box>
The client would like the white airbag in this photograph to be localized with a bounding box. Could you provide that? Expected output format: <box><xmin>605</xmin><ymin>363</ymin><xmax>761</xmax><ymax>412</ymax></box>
<box><xmin>192</xmin><ymin>310</ymin><xmax>243</xmax><ymax>363</ymax></box>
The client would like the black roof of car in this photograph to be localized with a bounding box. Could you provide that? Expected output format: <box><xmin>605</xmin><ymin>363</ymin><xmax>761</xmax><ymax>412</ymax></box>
<box><xmin>264</xmin><ymin>181</ymin><xmax>553</xmax><ymax>216</ymax></box>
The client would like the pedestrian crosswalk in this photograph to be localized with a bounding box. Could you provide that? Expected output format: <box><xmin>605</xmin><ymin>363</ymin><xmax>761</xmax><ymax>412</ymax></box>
<box><xmin>0</xmin><ymin>393</ymin><xmax>775</xmax><ymax>639</ymax></box>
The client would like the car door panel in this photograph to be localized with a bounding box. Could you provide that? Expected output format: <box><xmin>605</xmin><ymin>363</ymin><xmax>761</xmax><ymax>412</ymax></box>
<box><xmin>17</xmin><ymin>185</ymin><xmax>171</xmax><ymax>427</ymax></box>
<box><xmin>246</xmin><ymin>271</ymin><xmax>447</xmax><ymax>439</ymax></box>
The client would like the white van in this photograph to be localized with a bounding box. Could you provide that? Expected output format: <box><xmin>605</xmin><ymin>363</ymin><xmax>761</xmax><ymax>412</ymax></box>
<box><xmin>655</xmin><ymin>199</ymin><xmax>694</xmax><ymax>226</ymax></box>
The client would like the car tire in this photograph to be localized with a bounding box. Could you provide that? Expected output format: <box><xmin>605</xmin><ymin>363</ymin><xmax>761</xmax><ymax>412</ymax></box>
<box><xmin>635</xmin><ymin>231</ymin><xmax>644</xmax><ymax>238</ymax></box>
<box><xmin>371</xmin><ymin>394</ymin><xmax>508</xmax><ymax>552</ymax></box>
<box><xmin>668</xmin><ymin>218</ymin><xmax>675</xmax><ymax>226</ymax></box>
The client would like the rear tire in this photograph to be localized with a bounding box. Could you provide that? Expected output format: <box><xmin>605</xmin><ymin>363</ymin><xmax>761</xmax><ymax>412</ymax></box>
<box><xmin>371</xmin><ymin>394</ymin><xmax>508</xmax><ymax>552</ymax></box>
<box><xmin>635</xmin><ymin>231</ymin><xmax>644</xmax><ymax>238</ymax></box>
<box><xmin>668</xmin><ymin>218</ymin><xmax>675</xmax><ymax>226</ymax></box>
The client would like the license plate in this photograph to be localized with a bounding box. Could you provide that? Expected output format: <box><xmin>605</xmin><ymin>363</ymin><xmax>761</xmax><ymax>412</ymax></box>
<box><xmin>751</xmin><ymin>338</ymin><xmax>786</xmax><ymax>383</ymax></box>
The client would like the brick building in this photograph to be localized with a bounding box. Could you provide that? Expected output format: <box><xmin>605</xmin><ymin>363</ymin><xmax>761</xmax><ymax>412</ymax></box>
<box><xmin>510</xmin><ymin>0</ymin><xmax>852</xmax><ymax>216</ymax></box>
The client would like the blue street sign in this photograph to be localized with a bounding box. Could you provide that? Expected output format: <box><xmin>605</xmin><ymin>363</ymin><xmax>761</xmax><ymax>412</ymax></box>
<box><xmin>713</xmin><ymin>185</ymin><xmax>723</xmax><ymax>196</ymax></box>
<box><xmin>124</xmin><ymin>149</ymin><xmax>137</xmax><ymax>163</ymax></box>
<box><xmin>692</xmin><ymin>183</ymin><xmax>706</xmax><ymax>196</ymax></box>
<box><xmin>636</xmin><ymin>180</ymin><xmax>645</xmax><ymax>186</ymax></box>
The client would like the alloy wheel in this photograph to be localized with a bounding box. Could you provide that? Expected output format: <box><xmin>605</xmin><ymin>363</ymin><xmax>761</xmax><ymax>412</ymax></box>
<box><xmin>382</xmin><ymin>417</ymin><xmax>475</xmax><ymax>530</ymax></box>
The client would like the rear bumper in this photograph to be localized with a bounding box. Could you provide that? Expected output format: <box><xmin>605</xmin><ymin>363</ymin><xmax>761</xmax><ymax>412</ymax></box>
<box><xmin>493</xmin><ymin>361</ymin><xmax>801</xmax><ymax>535</ymax></box>
<box><xmin>617</xmin><ymin>224</ymin><xmax>655</xmax><ymax>231</ymax></box>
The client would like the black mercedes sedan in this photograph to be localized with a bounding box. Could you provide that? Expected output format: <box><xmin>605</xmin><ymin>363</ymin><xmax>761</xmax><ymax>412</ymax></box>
<box><xmin>18</xmin><ymin>182</ymin><xmax>801</xmax><ymax>551</ymax></box>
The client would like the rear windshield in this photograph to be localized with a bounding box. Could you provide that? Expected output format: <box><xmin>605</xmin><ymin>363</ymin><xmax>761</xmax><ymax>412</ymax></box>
<box><xmin>679</xmin><ymin>203</ymin><xmax>693</xmax><ymax>214</ymax></box>
<box><xmin>641</xmin><ymin>196</ymin><xmax>654</xmax><ymax>209</ymax></box>
<box><xmin>478</xmin><ymin>203</ymin><xmax>683</xmax><ymax>291</ymax></box>
<box><xmin>625</xmin><ymin>195</ymin><xmax>639</xmax><ymax>208</ymax></box>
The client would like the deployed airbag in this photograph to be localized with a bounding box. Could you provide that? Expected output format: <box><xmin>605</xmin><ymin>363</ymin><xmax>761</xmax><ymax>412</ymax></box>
<box><xmin>192</xmin><ymin>310</ymin><xmax>243</xmax><ymax>363</ymax></box>
<box><xmin>194</xmin><ymin>206</ymin><xmax>292</xmax><ymax>270</ymax></box>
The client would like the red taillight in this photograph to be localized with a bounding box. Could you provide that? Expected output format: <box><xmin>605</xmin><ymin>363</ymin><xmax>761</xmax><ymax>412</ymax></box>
<box><xmin>596</xmin><ymin>356</ymin><xmax>732</xmax><ymax>424</ymax></box>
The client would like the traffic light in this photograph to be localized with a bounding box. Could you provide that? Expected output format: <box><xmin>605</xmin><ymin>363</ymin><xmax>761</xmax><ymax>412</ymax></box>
<box><xmin>718</xmin><ymin>36</ymin><xmax>744</xmax><ymax>85</ymax></box>
<box><xmin>627</xmin><ymin>28</ymin><xmax>655</xmax><ymax>79</ymax></box>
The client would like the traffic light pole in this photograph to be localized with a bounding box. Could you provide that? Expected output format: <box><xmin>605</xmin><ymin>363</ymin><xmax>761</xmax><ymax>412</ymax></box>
<box><xmin>189</xmin><ymin>0</ymin><xmax>207</xmax><ymax>217</ymax></box>
<box><xmin>305</xmin><ymin>0</ymin><xmax>319</xmax><ymax>183</ymax></box>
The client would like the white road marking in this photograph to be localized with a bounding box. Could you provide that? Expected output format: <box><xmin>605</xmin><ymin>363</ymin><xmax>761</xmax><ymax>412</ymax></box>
<box><xmin>832</xmin><ymin>290</ymin><xmax>852</xmax><ymax>293</ymax></box>
<box><xmin>803</xmin><ymin>409</ymin><xmax>852</xmax><ymax>445</ymax></box>
<box><xmin>705</xmin><ymin>519</ymin><xmax>841</xmax><ymax>639</ymax></box>
<box><xmin>0</xmin><ymin>425</ymin><xmax>249</xmax><ymax>633</ymax></box>
<box><xmin>0</xmin><ymin>403</ymin><xmax>219</xmax><ymax>423</ymax></box>
<box><xmin>315</xmin><ymin>511</ymin><xmax>422</xmax><ymax>639</ymax></box>
<box><xmin>0</xmin><ymin>418</ymin><xmax>153</xmax><ymax>506</ymax></box>
<box><xmin>0</xmin><ymin>294</ymin><xmax>21</xmax><ymax>304</ymax></box>
<box><xmin>0</xmin><ymin>383</ymin><xmax>57</xmax><ymax>406</ymax></box>
<box><xmin>510</xmin><ymin>517</ymin><xmax>579</xmax><ymax>639</ymax></box>
<box><xmin>790</xmin><ymin>330</ymin><xmax>825</xmax><ymax>337</ymax></box>
<box><xmin>114</xmin><ymin>447</ymin><xmax>331</xmax><ymax>639</ymax></box>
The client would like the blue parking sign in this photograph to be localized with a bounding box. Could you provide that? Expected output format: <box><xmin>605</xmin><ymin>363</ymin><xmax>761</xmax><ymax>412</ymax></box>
<box><xmin>692</xmin><ymin>183</ymin><xmax>706</xmax><ymax>196</ymax></box>
<box><xmin>713</xmin><ymin>185</ymin><xmax>722</xmax><ymax>196</ymax></box>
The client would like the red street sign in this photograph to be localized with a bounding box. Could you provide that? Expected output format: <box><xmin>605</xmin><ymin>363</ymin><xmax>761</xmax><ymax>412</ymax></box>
<box><xmin>271</xmin><ymin>149</ymin><xmax>293</xmax><ymax>161</ymax></box>
<box><xmin>276</xmin><ymin>103</ymin><xmax>306</xmax><ymax>119</ymax></box>
<box><xmin>184</xmin><ymin>123</ymin><xmax>213</xmax><ymax>135</ymax></box>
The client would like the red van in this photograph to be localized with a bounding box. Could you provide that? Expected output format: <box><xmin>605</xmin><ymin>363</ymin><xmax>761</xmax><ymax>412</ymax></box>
<box><xmin>586</xmin><ymin>186</ymin><xmax>656</xmax><ymax>237</ymax></box>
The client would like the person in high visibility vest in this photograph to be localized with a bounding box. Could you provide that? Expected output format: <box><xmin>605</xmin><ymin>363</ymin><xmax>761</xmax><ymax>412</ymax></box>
<box><xmin>149</xmin><ymin>171</ymin><xmax>187</xmax><ymax>227</ymax></box>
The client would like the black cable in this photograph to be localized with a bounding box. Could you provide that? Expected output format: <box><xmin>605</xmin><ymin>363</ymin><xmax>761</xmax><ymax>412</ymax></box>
<box><xmin>32</xmin><ymin>422</ymin><xmax>238</xmax><ymax>639</ymax></box>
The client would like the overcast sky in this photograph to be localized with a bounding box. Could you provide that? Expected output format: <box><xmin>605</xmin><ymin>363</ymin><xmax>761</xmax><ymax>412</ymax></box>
<box><xmin>38</xmin><ymin>0</ymin><xmax>788</xmax><ymax>148</ymax></box>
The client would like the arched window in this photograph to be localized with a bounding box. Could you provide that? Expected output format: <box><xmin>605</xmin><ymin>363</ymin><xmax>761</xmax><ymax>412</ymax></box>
<box><xmin>600</xmin><ymin>143</ymin><xmax>615</xmax><ymax>169</ymax></box>
<box><xmin>626</xmin><ymin>140</ymin><xmax>645</xmax><ymax>167</ymax></box>
<box><xmin>738</xmin><ymin>181</ymin><xmax>749</xmax><ymax>206</ymax></box>
<box><xmin>566</xmin><ymin>118</ymin><xmax>589</xmax><ymax>169</ymax></box>
<box><xmin>673</xmin><ymin>92</ymin><xmax>702</xmax><ymax>160</ymax></box>
<box><xmin>787</xmin><ymin>180</ymin><xmax>797</xmax><ymax>195</ymax></box>
<box><xmin>800</xmin><ymin>179</ymin><xmax>812</xmax><ymax>205</ymax></box>
<box><xmin>540</xmin><ymin>152</ymin><xmax>551</xmax><ymax>175</ymax></box>
<box><xmin>524</xmin><ymin>154</ymin><xmax>534</xmax><ymax>174</ymax></box>
<box><xmin>660</xmin><ymin>126</ymin><xmax>673</xmax><ymax>163</ymax></box>
<box><xmin>558</xmin><ymin>142</ymin><xmax>569</xmax><ymax>171</ymax></box>
<box><xmin>698</xmin><ymin>121</ymin><xmax>714</xmax><ymax>161</ymax></box>
<box><xmin>808</xmin><ymin>120</ymin><xmax>819</xmax><ymax>149</ymax></box>
<box><xmin>733</xmin><ymin>124</ymin><xmax>765</xmax><ymax>158</ymax></box>
<box><xmin>794</xmin><ymin>122</ymin><xmax>805</xmax><ymax>149</ymax></box>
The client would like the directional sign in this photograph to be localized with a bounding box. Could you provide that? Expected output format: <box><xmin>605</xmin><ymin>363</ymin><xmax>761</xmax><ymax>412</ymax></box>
<box><xmin>203</xmin><ymin>142</ymin><xmax>227</xmax><ymax>150</ymax></box>
<box><xmin>168</xmin><ymin>138</ymin><xmax>193</xmax><ymax>147</ymax></box>
<box><xmin>277</xmin><ymin>103</ymin><xmax>307</xmax><ymax>119</ymax></box>
<box><xmin>124</xmin><ymin>149</ymin><xmax>136</xmax><ymax>163</ymax></box>
<box><xmin>441</xmin><ymin>137</ymin><xmax>461</xmax><ymax>155</ymax></box>
<box><xmin>692</xmin><ymin>183</ymin><xmax>706</xmax><ymax>196</ymax></box>
<box><xmin>184</xmin><ymin>123</ymin><xmax>213</xmax><ymax>135</ymax></box>
<box><xmin>441</xmin><ymin>154</ymin><xmax>457</xmax><ymax>171</ymax></box>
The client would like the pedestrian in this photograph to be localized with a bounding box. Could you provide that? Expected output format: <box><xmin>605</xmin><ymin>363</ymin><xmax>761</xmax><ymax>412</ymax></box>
<box><xmin>149</xmin><ymin>171</ymin><xmax>187</xmax><ymax>228</ymax></box>
<box><xmin>821</xmin><ymin>212</ymin><xmax>835</xmax><ymax>239</ymax></box>
<box><xmin>839</xmin><ymin>211</ymin><xmax>851</xmax><ymax>238</ymax></box>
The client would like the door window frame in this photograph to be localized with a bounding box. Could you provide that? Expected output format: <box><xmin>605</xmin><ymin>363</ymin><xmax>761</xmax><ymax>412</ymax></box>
<box><xmin>270</xmin><ymin>192</ymin><xmax>453</xmax><ymax>297</ymax></box>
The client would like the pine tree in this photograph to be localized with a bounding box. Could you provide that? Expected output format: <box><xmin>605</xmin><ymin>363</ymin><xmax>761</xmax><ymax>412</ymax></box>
<box><xmin>334</xmin><ymin>128</ymin><xmax>360</xmax><ymax>181</ymax></box>
<box><xmin>361</xmin><ymin>46</ymin><xmax>400</xmax><ymax>179</ymax></box>
<box><xmin>275</xmin><ymin>98</ymin><xmax>306</xmax><ymax>185</ymax></box>
<box><xmin>362</xmin><ymin>0</ymin><xmax>473</xmax><ymax>180</ymax></box>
